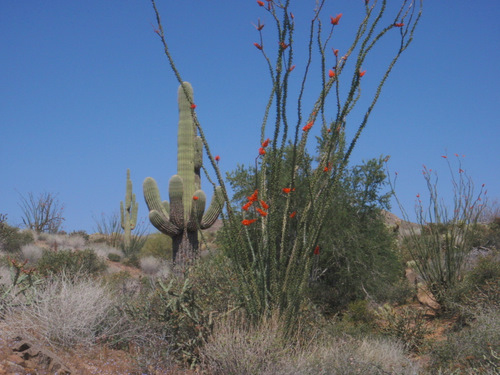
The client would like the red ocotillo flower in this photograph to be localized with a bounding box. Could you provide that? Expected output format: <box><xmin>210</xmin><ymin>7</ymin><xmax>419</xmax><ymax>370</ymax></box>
<box><xmin>359</xmin><ymin>70</ymin><xmax>366</xmax><ymax>77</ymax></box>
<box><xmin>289</xmin><ymin>211</ymin><xmax>297</xmax><ymax>218</ymax></box>
<box><xmin>242</xmin><ymin>218</ymin><xmax>258</xmax><ymax>226</ymax></box>
<box><xmin>257</xmin><ymin>1</ymin><xmax>265</xmax><ymax>6</ymax></box>
<box><xmin>190</xmin><ymin>103</ymin><xmax>196</xmax><ymax>109</ymax></box>
<box><xmin>394</xmin><ymin>23</ymin><xmax>404</xmax><ymax>27</ymax></box>
<box><xmin>328</xmin><ymin>69</ymin><xmax>335</xmax><ymax>78</ymax></box>
<box><xmin>330</xmin><ymin>14</ymin><xmax>342</xmax><ymax>25</ymax></box>
<box><xmin>289</xmin><ymin>65</ymin><xmax>296</xmax><ymax>72</ymax></box>
<box><xmin>261</xmin><ymin>138</ymin><xmax>270</xmax><ymax>148</ymax></box>
<box><xmin>242</xmin><ymin>201</ymin><xmax>253</xmax><ymax>211</ymax></box>
<box><xmin>215</xmin><ymin>155</ymin><xmax>220</xmax><ymax>162</ymax></box>
<box><xmin>260</xmin><ymin>200</ymin><xmax>269</xmax><ymax>210</ymax></box>
<box><xmin>258</xmin><ymin>147</ymin><xmax>266</xmax><ymax>155</ymax></box>
<box><xmin>279</xmin><ymin>41</ymin><xmax>289</xmax><ymax>50</ymax></box>
<box><xmin>282</xmin><ymin>187</ymin><xmax>295</xmax><ymax>194</ymax></box>
<box><xmin>256</xmin><ymin>208</ymin><xmax>268</xmax><ymax>217</ymax></box>
<box><xmin>248</xmin><ymin>190</ymin><xmax>259</xmax><ymax>202</ymax></box>
<box><xmin>254</xmin><ymin>43</ymin><xmax>263</xmax><ymax>50</ymax></box>
<box><xmin>302</xmin><ymin>121</ymin><xmax>314</xmax><ymax>132</ymax></box>
<box><xmin>314</xmin><ymin>245</ymin><xmax>320</xmax><ymax>255</ymax></box>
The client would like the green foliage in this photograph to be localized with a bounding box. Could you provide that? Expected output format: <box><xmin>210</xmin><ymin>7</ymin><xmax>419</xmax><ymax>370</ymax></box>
<box><xmin>430</xmin><ymin>309</ymin><xmax>500</xmax><ymax>373</ymax></box>
<box><xmin>107</xmin><ymin>252</ymin><xmax>121</xmax><ymax>262</ymax></box>
<box><xmin>377</xmin><ymin>304</ymin><xmax>429</xmax><ymax>352</ymax></box>
<box><xmin>226</xmin><ymin>152</ymin><xmax>401</xmax><ymax>314</ymax></box>
<box><xmin>140</xmin><ymin>232</ymin><xmax>173</xmax><ymax>260</ymax></box>
<box><xmin>0</xmin><ymin>218</ymin><xmax>34</xmax><ymax>253</ymax></box>
<box><xmin>343</xmin><ymin>300</ymin><xmax>376</xmax><ymax>325</ymax></box>
<box><xmin>36</xmin><ymin>249</ymin><xmax>107</xmax><ymax>277</ymax></box>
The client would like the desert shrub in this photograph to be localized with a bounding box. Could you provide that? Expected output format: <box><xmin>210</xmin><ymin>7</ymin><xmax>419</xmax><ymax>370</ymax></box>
<box><xmin>40</xmin><ymin>232</ymin><xmax>87</xmax><ymax>251</ymax></box>
<box><xmin>430</xmin><ymin>309</ymin><xmax>500</xmax><ymax>374</ymax></box>
<box><xmin>201</xmin><ymin>312</ymin><xmax>420</xmax><ymax>375</ymax></box>
<box><xmin>391</xmin><ymin>157</ymin><xmax>486</xmax><ymax>308</ymax></box>
<box><xmin>123</xmin><ymin>252</ymin><xmax>237</xmax><ymax>366</ymax></box>
<box><xmin>227</xmin><ymin>153</ymin><xmax>402</xmax><ymax>316</ymax></box>
<box><xmin>88</xmin><ymin>243</ymin><xmax>123</xmax><ymax>261</ymax></box>
<box><xmin>17</xmin><ymin>191</ymin><xmax>65</xmax><ymax>233</ymax></box>
<box><xmin>1</xmin><ymin>274</ymin><xmax>123</xmax><ymax>348</ymax></box>
<box><xmin>139</xmin><ymin>256</ymin><xmax>170</xmax><ymax>278</ymax></box>
<box><xmin>20</xmin><ymin>243</ymin><xmax>44</xmax><ymax>263</ymax></box>
<box><xmin>343</xmin><ymin>300</ymin><xmax>376</xmax><ymax>325</ymax></box>
<box><xmin>466</xmin><ymin>253</ymin><xmax>500</xmax><ymax>286</ymax></box>
<box><xmin>107</xmin><ymin>252</ymin><xmax>122</xmax><ymax>262</ymax></box>
<box><xmin>69</xmin><ymin>229</ymin><xmax>89</xmax><ymax>242</ymax></box>
<box><xmin>377</xmin><ymin>304</ymin><xmax>429</xmax><ymax>352</ymax></box>
<box><xmin>36</xmin><ymin>249</ymin><xmax>107</xmax><ymax>278</ymax></box>
<box><xmin>140</xmin><ymin>232</ymin><xmax>173</xmax><ymax>260</ymax></box>
<box><xmin>0</xmin><ymin>221</ymin><xmax>34</xmax><ymax>253</ymax></box>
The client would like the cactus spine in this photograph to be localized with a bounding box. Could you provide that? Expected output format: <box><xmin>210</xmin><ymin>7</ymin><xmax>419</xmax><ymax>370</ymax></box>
<box><xmin>143</xmin><ymin>82</ymin><xmax>224</xmax><ymax>272</ymax></box>
<box><xmin>120</xmin><ymin>168</ymin><xmax>138</xmax><ymax>248</ymax></box>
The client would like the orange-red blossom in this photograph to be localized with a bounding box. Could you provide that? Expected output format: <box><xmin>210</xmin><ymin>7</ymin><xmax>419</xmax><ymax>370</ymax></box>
<box><xmin>242</xmin><ymin>218</ymin><xmax>258</xmax><ymax>226</ymax></box>
<box><xmin>330</xmin><ymin>14</ymin><xmax>342</xmax><ymax>25</ymax></box>
<box><xmin>302</xmin><ymin>121</ymin><xmax>314</xmax><ymax>132</ymax></box>
<box><xmin>282</xmin><ymin>187</ymin><xmax>295</xmax><ymax>194</ymax></box>
<box><xmin>256</xmin><ymin>208</ymin><xmax>268</xmax><ymax>217</ymax></box>
<box><xmin>248</xmin><ymin>190</ymin><xmax>259</xmax><ymax>202</ymax></box>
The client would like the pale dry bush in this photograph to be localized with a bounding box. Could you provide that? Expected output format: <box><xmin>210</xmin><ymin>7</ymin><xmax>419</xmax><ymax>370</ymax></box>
<box><xmin>0</xmin><ymin>266</ymin><xmax>11</xmax><ymax>286</ymax></box>
<box><xmin>139</xmin><ymin>256</ymin><xmax>170</xmax><ymax>277</ymax></box>
<box><xmin>20</xmin><ymin>243</ymin><xmax>44</xmax><ymax>263</ymax></box>
<box><xmin>89</xmin><ymin>243</ymin><xmax>123</xmax><ymax>260</ymax></box>
<box><xmin>39</xmin><ymin>233</ymin><xmax>86</xmax><ymax>250</ymax></box>
<box><xmin>201</xmin><ymin>312</ymin><xmax>290</xmax><ymax>375</ymax></box>
<box><xmin>1</xmin><ymin>273</ymin><xmax>123</xmax><ymax>349</ymax></box>
<box><xmin>201</xmin><ymin>313</ymin><xmax>420</xmax><ymax>375</ymax></box>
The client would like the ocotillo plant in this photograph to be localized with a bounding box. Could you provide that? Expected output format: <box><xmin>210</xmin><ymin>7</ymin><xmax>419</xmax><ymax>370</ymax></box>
<box><xmin>120</xmin><ymin>169</ymin><xmax>138</xmax><ymax>249</ymax></box>
<box><xmin>143</xmin><ymin>82</ymin><xmax>224</xmax><ymax>272</ymax></box>
<box><xmin>150</xmin><ymin>0</ymin><xmax>422</xmax><ymax>332</ymax></box>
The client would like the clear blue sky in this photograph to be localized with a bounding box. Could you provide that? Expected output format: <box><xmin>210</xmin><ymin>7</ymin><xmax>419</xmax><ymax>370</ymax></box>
<box><xmin>1</xmin><ymin>1</ymin><xmax>499</xmax><ymax>233</ymax></box>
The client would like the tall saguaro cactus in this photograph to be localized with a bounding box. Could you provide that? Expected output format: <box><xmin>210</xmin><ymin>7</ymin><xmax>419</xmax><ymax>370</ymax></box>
<box><xmin>143</xmin><ymin>82</ymin><xmax>224</xmax><ymax>271</ymax></box>
<box><xmin>121</xmin><ymin>168</ymin><xmax>138</xmax><ymax>249</ymax></box>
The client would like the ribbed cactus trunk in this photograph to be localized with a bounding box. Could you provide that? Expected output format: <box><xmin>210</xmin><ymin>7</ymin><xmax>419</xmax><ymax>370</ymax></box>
<box><xmin>143</xmin><ymin>82</ymin><xmax>224</xmax><ymax>275</ymax></box>
<box><xmin>121</xmin><ymin>168</ymin><xmax>138</xmax><ymax>249</ymax></box>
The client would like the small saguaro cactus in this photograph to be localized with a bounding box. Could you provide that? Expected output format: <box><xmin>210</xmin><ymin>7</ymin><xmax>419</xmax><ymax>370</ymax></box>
<box><xmin>143</xmin><ymin>82</ymin><xmax>224</xmax><ymax>272</ymax></box>
<box><xmin>120</xmin><ymin>168</ymin><xmax>138</xmax><ymax>249</ymax></box>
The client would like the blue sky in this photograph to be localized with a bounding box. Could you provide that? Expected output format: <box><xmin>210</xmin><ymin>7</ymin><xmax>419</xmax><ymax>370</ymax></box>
<box><xmin>1</xmin><ymin>1</ymin><xmax>499</xmax><ymax>233</ymax></box>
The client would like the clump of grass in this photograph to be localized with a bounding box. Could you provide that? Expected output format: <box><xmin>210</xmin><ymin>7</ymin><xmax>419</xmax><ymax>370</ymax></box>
<box><xmin>201</xmin><ymin>312</ymin><xmax>420</xmax><ymax>375</ymax></box>
<box><xmin>1</xmin><ymin>273</ymin><xmax>123</xmax><ymax>349</ymax></box>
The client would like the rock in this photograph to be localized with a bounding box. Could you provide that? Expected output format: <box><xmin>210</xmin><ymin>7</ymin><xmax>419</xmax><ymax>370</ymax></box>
<box><xmin>12</xmin><ymin>339</ymin><xmax>75</xmax><ymax>374</ymax></box>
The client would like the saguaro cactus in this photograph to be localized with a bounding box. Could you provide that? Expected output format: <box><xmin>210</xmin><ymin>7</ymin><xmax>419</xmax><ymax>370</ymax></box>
<box><xmin>143</xmin><ymin>82</ymin><xmax>224</xmax><ymax>271</ymax></box>
<box><xmin>120</xmin><ymin>168</ymin><xmax>138</xmax><ymax>249</ymax></box>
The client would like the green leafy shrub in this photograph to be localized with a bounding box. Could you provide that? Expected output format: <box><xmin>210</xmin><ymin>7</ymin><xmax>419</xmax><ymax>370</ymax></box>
<box><xmin>430</xmin><ymin>309</ymin><xmax>500</xmax><ymax>373</ymax></box>
<box><xmin>140</xmin><ymin>232</ymin><xmax>173</xmax><ymax>260</ymax></box>
<box><xmin>343</xmin><ymin>300</ymin><xmax>376</xmax><ymax>325</ymax></box>
<box><xmin>0</xmin><ymin>220</ymin><xmax>34</xmax><ymax>253</ymax></box>
<box><xmin>377</xmin><ymin>304</ymin><xmax>429</xmax><ymax>353</ymax></box>
<box><xmin>107</xmin><ymin>253</ymin><xmax>121</xmax><ymax>262</ymax></box>
<box><xmin>36</xmin><ymin>249</ymin><xmax>107</xmax><ymax>277</ymax></box>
